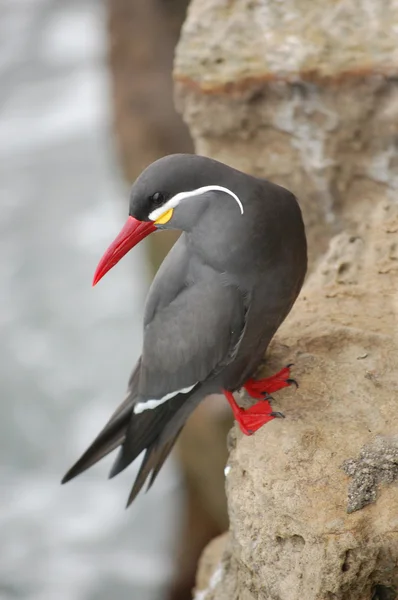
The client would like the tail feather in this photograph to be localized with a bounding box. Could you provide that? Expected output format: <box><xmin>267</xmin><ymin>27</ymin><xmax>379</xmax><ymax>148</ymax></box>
<box><xmin>62</xmin><ymin>381</ymin><xmax>203</xmax><ymax>506</ymax></box>
<box><xmin>108</xmin><ymin>393</ymin><xmax>188</xmax><ymax>479</ymax></box>
<box><xmin>146</xmin><ymin>428</ymin><xmax>183</xmax><ymax>491</ymax></box>
<box><xmin>62</xmin><ymin>363</ymin><xmax>142</xmax><ymax>484</ymax></box>
<box><xmin>61</xmin><ymin>396</ymin><xmax>134</xmax><ymax>484</ymax></box>
<box><xmin>126</xmin><ymin>429</ymin><xmax>182</xmax><ymax>507</ymax></box>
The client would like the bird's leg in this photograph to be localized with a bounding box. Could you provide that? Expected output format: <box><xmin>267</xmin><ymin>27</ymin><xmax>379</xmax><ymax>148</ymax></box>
<box><xmin>223</xmin><ymin>390</ymin><xmax>284</xmax><ymax>436</ymax></box>
<box><xmin>243</xmin><ymin>364</ymin><xmax>298</xmax><ymax>399</ymax></box>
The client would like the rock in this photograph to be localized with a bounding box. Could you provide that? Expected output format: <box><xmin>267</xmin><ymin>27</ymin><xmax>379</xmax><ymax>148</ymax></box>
<box><xmin>343</xmin><ymin>436</ymin><xmax>398</xmax><ymax>514</ymax></box>
<box><xmin>173</xmin><ymin>5</ymin><xmax>398</xmax><ymax>592</ymax></box>
<box><xmin>177</xmin><ymin>396</ymin><xmax>232</xmax><ymax>531</ymax></box>
<box><xmin>167</xmin><ymin>395</ymin><xmax>232</xmax><ymax>600</ymax></box>
<box><xmin>194</xmin><ymin>199</ymin><xmax>398</xmax><ymax>599</ymax></box>
<box><xmin>174</xmin><ymin>0</ymin><xmax>398</xmax><ymax>265</ymax></box>
<box><xmin>107</xmin><ymin>0</ymin><xmax>192</xmax><ymax>182</ymax></box>
<box><xmin>194</xmin><ymin>534</ymin><xmax>228</xmax><ymax>599</ymax></box>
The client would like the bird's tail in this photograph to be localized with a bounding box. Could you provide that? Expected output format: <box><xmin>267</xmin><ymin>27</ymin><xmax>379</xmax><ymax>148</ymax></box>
<box><xmin>61</xmin><ymin>381</ymin><xmax>201</xmax><ymax>506</ymax></box>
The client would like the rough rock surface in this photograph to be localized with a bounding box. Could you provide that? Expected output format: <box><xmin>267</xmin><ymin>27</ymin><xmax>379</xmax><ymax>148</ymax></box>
<box><xmin>193</xmin><ymin>199</ymin><xmax>398</xmax><ymax>599</ymax></box>
<box><xmin>173</xmin><ymin>6</ymin><xmax>398</xmax><ymax>593</ymax></box>
<box><xmin>174</xmin><ymin>0</ymin><xmax>398</xmax><ymax>265</ymax></box>
<box><xmin>343</xmin><ymin>436</ymin><xmax>398</xmax><ymax>514</ymax></box>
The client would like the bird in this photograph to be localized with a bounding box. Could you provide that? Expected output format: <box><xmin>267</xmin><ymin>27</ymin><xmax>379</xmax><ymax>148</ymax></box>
<box><xmin>62</xmin><ymin>153</ymin><xmax>307</xmax><ymax>507</ymax></box>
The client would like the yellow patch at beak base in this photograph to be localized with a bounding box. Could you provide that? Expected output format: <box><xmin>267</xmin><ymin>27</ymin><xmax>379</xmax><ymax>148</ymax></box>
<box><xmin>155</xmin><ymin>208</ymin><xmax>174</xmax><ymax>225</ymax></box>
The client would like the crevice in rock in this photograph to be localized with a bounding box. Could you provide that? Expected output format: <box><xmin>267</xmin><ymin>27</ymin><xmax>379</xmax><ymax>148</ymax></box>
<box><xmin>275</xmin><ymin>535</ymin><xmax>305</xmax><ymax>551</ymax></box>
<box><xmin>341</xmin><ymin>549</ymin><xmax>353</xmax><ymax>572</ymax></box>
<box><xmin>372</xmin><ymin>584</ymin><xmax>397</xmax><ymax>600</ymax></box>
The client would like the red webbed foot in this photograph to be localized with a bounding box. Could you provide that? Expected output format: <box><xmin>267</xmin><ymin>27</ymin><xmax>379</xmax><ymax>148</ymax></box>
<box><xmin>243</xmin><ymin>363</ymin><xmax>298</xmax><ymax>399</ymax></box>
<box><xmin>223</xmin><ymin>390</ymin><xmax>284</xmax><ymax>436</ymax></box>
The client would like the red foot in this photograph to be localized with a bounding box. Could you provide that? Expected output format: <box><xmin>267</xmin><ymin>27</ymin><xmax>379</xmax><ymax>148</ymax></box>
<box><xmin>223</xmin><ymin>390</ymin><xmax>283</xmax><ymax>436</ymax></box>
<box><xmin>243</xmin><ymin>364</ymin><xmax>297</xmax><ymax>399</ymax></box>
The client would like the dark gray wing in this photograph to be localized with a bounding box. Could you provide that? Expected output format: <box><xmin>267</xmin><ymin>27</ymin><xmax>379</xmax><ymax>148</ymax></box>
<box><xmin>139</xmin><ymin>270</ymin><xmax>246</xmax><ymax>399</ymax></box>
<box><xmin>105</xmin><ymin>260</ymin><xmax>247</xmax><ymax>491</ymax></box>
<box><xmin>135</xmin><ymin>232</ymin><xmax>246</xmax><ymax>400</ymax></box>
<box><xmin>143</xmin><ymin>233</ymin><xmax>189</xmax><ymax>326</ymax></box>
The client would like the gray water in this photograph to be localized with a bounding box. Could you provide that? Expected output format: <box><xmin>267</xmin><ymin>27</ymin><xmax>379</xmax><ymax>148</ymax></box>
<box><xmin>0</xmin><ymin>1</ymin><xmax>181</xmax><ymax>598</ymax></box>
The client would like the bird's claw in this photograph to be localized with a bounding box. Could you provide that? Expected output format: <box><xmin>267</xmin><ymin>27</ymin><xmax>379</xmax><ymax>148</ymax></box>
<box><xmin>239</xmin><ymin>407</ymin><xmax>285</xmax><ymax>435</ymax></box>
<box><xmin>270</xmin><ymin>411</ymin><xmax>285</xmax><ymax>419</ymax></box>
<box><xmin>243</xmin><ymin>364</ymin><xmax>298</xmax><ymax>398</ymax></box>
<box><xmin>237</xmin><ymin>402</ymin><xmax>280</xmax><ymax>435</ymax></box>
<box><xmin>226</xmin><ymin>365</ymin><xmax>297</xmax><ymax>435</ymax></box>
<box><xmin>286</xmin><ymin>378</ymin><xmax>298</xmax><ymax>389</ymax></box>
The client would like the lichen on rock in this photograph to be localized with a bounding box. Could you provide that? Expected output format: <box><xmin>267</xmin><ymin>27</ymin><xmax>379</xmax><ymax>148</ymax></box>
<box><xmin>343</xmin><ymin>436</ymin><xmax>398</xmax><ymax>514</ymax></box>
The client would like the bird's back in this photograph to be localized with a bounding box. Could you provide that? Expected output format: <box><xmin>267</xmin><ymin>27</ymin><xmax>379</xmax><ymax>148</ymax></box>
<box><xmin>217</xmin><ymin>177</ymin><xmax>307</xmax><ymax>389</ymax></box>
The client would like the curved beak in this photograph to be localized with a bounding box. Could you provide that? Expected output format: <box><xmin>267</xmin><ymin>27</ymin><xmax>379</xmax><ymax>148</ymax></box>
<box><xmin>92</xmin><ymin>216</ymin><xmax>156</xmax><ymax>286</ymax></box>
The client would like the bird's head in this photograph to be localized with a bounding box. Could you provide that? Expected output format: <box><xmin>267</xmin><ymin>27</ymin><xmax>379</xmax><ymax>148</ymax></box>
<box><xmin>92</xmin><ymin>154</ymin><xmax>244</xmax><ymax>285</ymax></box>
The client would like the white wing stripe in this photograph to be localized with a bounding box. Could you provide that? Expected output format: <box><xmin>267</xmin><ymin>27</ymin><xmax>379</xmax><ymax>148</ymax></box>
<box><xmin>133</xmin><ymin>384</ymin><xmax>197</xmax><ymax>414</ymax></box>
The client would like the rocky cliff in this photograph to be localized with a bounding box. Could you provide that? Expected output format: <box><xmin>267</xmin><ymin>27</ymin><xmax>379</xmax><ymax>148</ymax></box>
<box><xmin>194</xmin><ymin>200</ymin><xmax>398</xmax><ymax>598</ymax></box>
<box><xmin>175</xmin><ymin>0</ymin><xmax>398</xmax><ymax>267</ymax></box>
<box><xmin>174</xmin><ymin>0</ymin><xmax>398</xmax><ymax>598</ymax></box>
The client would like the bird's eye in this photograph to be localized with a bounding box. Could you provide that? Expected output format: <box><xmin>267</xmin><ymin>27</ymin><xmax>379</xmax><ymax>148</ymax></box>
<box><xmin>151</xmin><ymin>192</ymin><xmax>164</xmax><ymax>206</ymax></box>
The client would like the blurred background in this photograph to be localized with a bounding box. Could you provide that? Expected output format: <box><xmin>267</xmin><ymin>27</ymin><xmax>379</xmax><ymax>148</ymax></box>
<box><xmin>1</xmin><ymin>0</ymin><xmax>229</xmax><ymax>599</ymax></box>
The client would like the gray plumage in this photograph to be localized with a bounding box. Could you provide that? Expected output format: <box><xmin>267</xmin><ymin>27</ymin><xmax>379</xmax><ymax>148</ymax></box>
<box><xmin>62</xmin><ymin>154</ymin><xmax>307</xmax><ymax>506</ymax></box>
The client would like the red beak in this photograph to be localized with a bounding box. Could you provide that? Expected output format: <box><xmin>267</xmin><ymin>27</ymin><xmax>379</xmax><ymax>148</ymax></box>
<box><xmin>92</xmin><ymin>216</ymin><xmax>156</xmax><ymax>286</ymax></box>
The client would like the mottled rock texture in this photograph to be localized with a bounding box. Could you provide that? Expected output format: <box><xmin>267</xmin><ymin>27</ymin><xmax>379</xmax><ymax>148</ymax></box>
<box><xmin>174</xmin><ymin>1</ymin><xmax>398</xmax><ymax>597</ymax></box>
<box><xmin>343</xmin><ymin>436</ymin><xmax>398</xmax><ymax>514</ymax></box>
<box><xmin>175</xmin><ymin>0</ymin><xmax>398</xmax><ymax>265</ymax></box>
<box><xmin>193</xmin><ymin>200</ymin><xmax>398</xmax><ymax>599</ymax></box>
